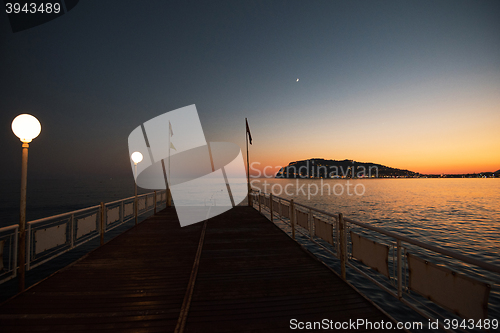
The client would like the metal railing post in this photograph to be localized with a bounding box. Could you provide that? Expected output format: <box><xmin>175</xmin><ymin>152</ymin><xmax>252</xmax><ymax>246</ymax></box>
<box><xmin>13</xmin><ymin>227</ymin><xmax>18</xmax><ymax>278</ymax></box>
<box><xmin>100</xmin><ymin>202</ymin><xmax>105</xmax><ymax>245</ymax></box>
<box><xmin>278</xmin><ymin>198</ymin><xmax>282</xmax><ymax>219</ymax></box>
<box><xmin>25</xmin><ymin>224</ymin><xmax>30</xmax><ymax>271</ymax></box>
<box><xmin>258</xmin><ymin>190</ymin><xmax>261</xmax><ymax>213</ymax></box>
<box><xmin>270</xmin><ymin>193</ymin><xmax>273</xmax><ymax>222</ymax></box>
<box><xmin>308</xmin><ymin>208</ymin><xmax>313</xmax><ymax>240</ymax></box>
<box><xmin>70</xmin><ymin>214</ymin><xmax>74</xmax><ymax>249</ymax></box>
<box><xmin>290</xmin><ymin>199</ymin><xmax>295</xmax><ymax>240</ymax></box>
<box><xmin>397</xmin><ymin>240</ymin><xmax>403</xmax><ymax>299</ymax></box>
<box><xmin>335</xmin><ymin>215</ymin><xmax>340</xmax><ymax>256</ymax></box>
<box><xmin>339</xmin><ymin>213</ymin><xmax>346</xmax><ymax>280</ymax></box>
<box><xmin>120</xmin><ymin>201</ymin><xmax>124</xmax><ymax>224</ymax></box>
<box><xmin>135</xmin><ymin>197</ymin><xmax>138</xmax><ymax>225</ymax></box>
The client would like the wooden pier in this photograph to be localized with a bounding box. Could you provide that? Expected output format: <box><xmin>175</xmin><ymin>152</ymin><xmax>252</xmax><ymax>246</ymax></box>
<box><xmin>0</xmin><ymin>206</ymin><xmax>402</xmax><ymax>332</ymax></box>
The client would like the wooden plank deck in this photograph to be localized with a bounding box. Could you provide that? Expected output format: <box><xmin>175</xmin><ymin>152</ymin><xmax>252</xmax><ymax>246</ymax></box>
<box><xmin>0</xmin><ymin>206</ymin><xmax>402</xmax><ymax>332</ymax></box>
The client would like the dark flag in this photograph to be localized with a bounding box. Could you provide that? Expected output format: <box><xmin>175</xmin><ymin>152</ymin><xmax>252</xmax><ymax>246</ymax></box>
<box><xmin>246</xmin><ymin>118</ymin><xmax>252</xmax><ymax>145</ymax></box>
<box><xmin>245</xmin><ymin>118</ymin><xmax>252</xmax><ymax>206</ymax></box>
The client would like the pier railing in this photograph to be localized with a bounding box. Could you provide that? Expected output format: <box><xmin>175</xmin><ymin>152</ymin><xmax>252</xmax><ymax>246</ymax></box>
<box><xmin>0</xmin><ymin>190</ymin><xmax>167</xmax><ymax>285</ymax></box>
<box><xmin>251</xmin><ymin>190</ymin><xmax>500</xmax><ymax>331</ymax></box>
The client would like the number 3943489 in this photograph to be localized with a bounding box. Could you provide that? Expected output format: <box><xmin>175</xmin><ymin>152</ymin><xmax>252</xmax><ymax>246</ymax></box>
<box><xmin>6</xmin><ymin>2</ymin><xmax>61</xmax><ymax>14</ymax></box>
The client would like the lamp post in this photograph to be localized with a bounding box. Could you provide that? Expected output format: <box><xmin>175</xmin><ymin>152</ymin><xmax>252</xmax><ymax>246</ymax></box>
<box><xmin>11</xmin><ymin>114</ymin><xmax>41</xmax><ymax>292</ymax></box>
<box><xmin>131</xmin><ymin>152</ymin><xmax>143</xmax><ymax>225</ymax></box>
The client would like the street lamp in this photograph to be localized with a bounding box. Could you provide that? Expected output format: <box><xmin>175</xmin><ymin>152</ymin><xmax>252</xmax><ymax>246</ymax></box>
<box><xmin>131</xmin><ymin>152</ymin><xmax>143</xmax><ymax>225</ymax></box>
<box><xmin>11</xmin><ymin>114</ymin><xmax>41</xmax><ymax>292</ymax></box>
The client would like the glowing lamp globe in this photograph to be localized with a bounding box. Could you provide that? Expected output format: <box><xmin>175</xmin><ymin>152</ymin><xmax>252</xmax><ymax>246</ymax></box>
<box><xmin>131</xmin><ymin>151</ymin><xmax>143</xmax><ymax>164</ymax></box>
<box><xmin>12</xmin><ymin>114</ymin><xmax>41</xmax><ymax>143</ymax></box>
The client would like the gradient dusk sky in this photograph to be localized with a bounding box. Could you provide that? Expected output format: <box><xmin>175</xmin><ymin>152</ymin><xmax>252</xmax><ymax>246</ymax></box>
<box><xmin>1</xmin><ymin>0</ymin><xmax>499</xmax><ymax>180</ymax></box>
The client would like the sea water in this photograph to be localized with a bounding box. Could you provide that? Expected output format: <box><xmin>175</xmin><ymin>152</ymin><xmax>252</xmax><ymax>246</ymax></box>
<box><xmin>0</xmin><ymin>177</ymin><xmax>149</xmax><ymax>228</ymax></box>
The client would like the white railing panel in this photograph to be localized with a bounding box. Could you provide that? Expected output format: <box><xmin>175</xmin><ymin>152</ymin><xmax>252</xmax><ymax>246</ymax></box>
<box><xmin>0</xmin><ymin>240</ymin><xmax>4</xmax><ymax>271</ymax></box>
<box><xmin>76</xmin><ymin>214</ymin><xmax>97</xmax><ymax>238</ymax></box>
<box><xmin>296</xmin><ymin>209</ymin><xmax>309</xmax><ymax>230</ymax></box>
<box><xmin>0</xmin><ymin>226</ymin><xmax>17</xmax><ymax>284</ymax></box>
<box><xmin>124</xmin><ymin>203</ymin><xmax>134</xmax><ymax>217</ymax></box>
<box><xmin>351</xmin><ymin>231</ymin><xmax>390</xmax><ymax>278</ymax></box>
<box><xmin>138</xmin><ymin>198</ymin><xmax>146</xmax><ymax>211</ymax></box>
<box><xmin>272</xmin><ymin>199</ymin><xmax>279</xmax><ymax>213</ymax></box>
<box><xmin>148</xmin><ymin>194</ymin><xmax>154</xmax><ymax>209</ymax></box>
<box><xmin>280</xmin><ymin>203</ymin><xmax>289</xmax><ymax>218</ymax></box>
<box><xmin>106</xmin><ymin>207</ymin><xmax>120</xmax><ymax>225</ymax></box>
<box><xmin>314</xmin><ymin>217</ymin><xmax>333</xmax><ymax>245</ymax></box>
<box><xmin>408</xmin><ymin>253</ymin><xmax>490</xmax><ymax>321</ymax></box>
<box><xmin>35</xmin><ymin>225</ymin><xmax>67</xmax><ymax>255</ymax></box>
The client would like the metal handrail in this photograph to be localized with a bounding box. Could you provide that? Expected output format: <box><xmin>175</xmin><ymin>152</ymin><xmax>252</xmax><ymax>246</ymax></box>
<box><xmin>104</xmin><ymin>196</ymin><xmax>135</xmax><ymax>206</ymax></box>
<box><xmin>26</xmin><ymin>205</ymin><xmax>101</xmax><ymax>225</ymax></box>
<box><xmin>105</xmin><ymin>192</ymin><xmax>153</xmax><ymax>206</ymax></box>
<box><xmin>0</xmin><ymin>224</ymin><xmax>19</xmax><ymax>233</ymax></box>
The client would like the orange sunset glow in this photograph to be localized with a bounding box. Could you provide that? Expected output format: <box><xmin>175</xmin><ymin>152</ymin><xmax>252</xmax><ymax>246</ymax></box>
<box><xmin>243</xmin><ymin>73</ymin><xmax>500</xmax><ymax>177</ymax></box>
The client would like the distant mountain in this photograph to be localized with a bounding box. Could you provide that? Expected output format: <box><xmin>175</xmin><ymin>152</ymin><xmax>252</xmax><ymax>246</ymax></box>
<box><xmin>275</xmin><ymin>158</ymin><xmax>419</xmax><ymax>178</ymax></box>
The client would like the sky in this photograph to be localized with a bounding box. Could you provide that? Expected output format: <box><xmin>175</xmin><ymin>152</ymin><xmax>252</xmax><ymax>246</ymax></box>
<box><xmin>1</xmin><ymin>0</ymin><xmax>499</xmax><ymax>181</ymax></box>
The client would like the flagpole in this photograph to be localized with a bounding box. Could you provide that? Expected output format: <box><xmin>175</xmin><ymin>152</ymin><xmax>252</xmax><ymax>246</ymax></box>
<box><xmin>246</xmin><ymin>118</ymin><xmax>251</xmax><ymax>207</ymax></box>
<box><xmin>167</xmin><ymin>121</ymin><xmax>171</xmax><ymax>207</ymax></box>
